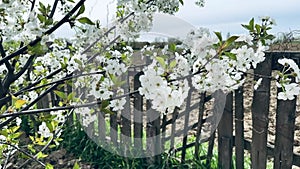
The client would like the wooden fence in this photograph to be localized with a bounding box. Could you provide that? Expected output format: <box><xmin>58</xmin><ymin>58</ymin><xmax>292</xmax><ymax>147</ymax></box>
<box><xmin>43</xmin><ymin>51</ymin><xmax>300</xmax><ymax>169</ymax></box>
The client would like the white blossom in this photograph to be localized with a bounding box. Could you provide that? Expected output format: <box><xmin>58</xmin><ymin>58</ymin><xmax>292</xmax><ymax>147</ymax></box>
<box><xmin>38</xmin><ymin>122</ymin><xmax>53</xmax><ymax>138</ymax></box>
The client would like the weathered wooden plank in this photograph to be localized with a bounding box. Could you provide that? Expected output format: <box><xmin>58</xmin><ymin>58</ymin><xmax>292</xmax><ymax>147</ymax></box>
<box><xmin>97</xmin><ymin>111</ymin><xmax>106</xmax><ymax>143</ymax></box>
<box><xmin>251</xmin><ymin>54</ymin><xmax>272</xmax><ymax>169</ymax></box>
<box><xmin>195</xmin><ymin>93</ymin><xmax>206</xmax><ymax>160</ymax></box>
<box><xmin>206</xmin><ymin>131</ymin><xmax>216</xmax><ymax>168</ymax></box>
<box><xmin>274</xmin><ymin>95</ymin><xmax>297</xmax><ymax>169</ymax></box>
<box><xmin>181</xmin><ymin>80</ymin><xmax>193</xmax><ymax>162</ymax></box>
<box><xmin>218</xmin><ymin>92</ymin><xmax>233</xmax><ymax>169</ymax></box>
<box><xmin>110</xmin><ymin>112</ymin><xmax>118</xmax><ymax>146</ymax></box>
<box><xmin>235</xmin><ymin>87</ymin><xmax>245</xmax><ymax>169</ymax></box>
<box><xmin>120</xmin><ymin>72</ymin><xmax>131</xmax><ymax>155</ymax></box>
<box><xmin>133</xmin><ymin>72</ymin><xmax>143</xmax><ymax>151</ymax></box>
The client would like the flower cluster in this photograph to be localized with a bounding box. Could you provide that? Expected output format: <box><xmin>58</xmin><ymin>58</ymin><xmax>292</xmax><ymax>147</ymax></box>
<box><xmin>139</xmin><ymin>54</ymin><xmax>190</xmax><ymax>113</ymax></box>
<box><xmin>276</xmin><ymin>58</ymin><xmax>300</xmax><ymax>100</ymax></box>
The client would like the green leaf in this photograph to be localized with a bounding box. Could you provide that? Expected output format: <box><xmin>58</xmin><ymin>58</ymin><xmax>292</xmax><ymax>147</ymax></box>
<box><xmin>223</xmin><ymin>36</ymin><xmax>239</xmax><ymax>49</ymax></box>
<box><xmin>54</xmin><ymin>90</ymin><xmax>67</xmax><ymax>99</ymax></box>
<box><xmin>249</xmin><ymin>18</ymin><xmax>254</xmax><ymax>30</ymax></box>
<box><xmin>27</xmin><ymin>144</ymin><xmax>36</xmax><ymax>153</ymax></box>
<box><xmin>76</xmin><ymin>4</ymin><xmax>85</xmax><ymax>17</ymax></box>
<box><xmin>37</xmin><ymin>152</ymin><xmax>48</xmax><ymax>159</ymax></box>
<box><xmin>38</xmin><ymin>2</ymin><xmax>46</xmax><ymax>14</ymax></box>
<box><xmin>255</xmin><ymin>24</ymin><xmax>261</xmax><ymax>34</ymax></box>
<box><xmin>73</xmin><ymin>161</ymin><xmax>81</xmax><ymax>169</ymax></box>
<box><xmin>169</xmin><ymin>43</ymin><xmax>176</xmax><ymax>52</ymax></box>
<box><xmin>214</xmin><ymin>32</ymin><xmax>222</xmax><ymax>42</ymax></box>
<box><xmin>100</xmin><ymin>100</ymin><xmax>110</xmax><ymax>109</ymax></box>
<box><xmin>155</xmin><ymin>56</ymin><xmax>166</xmax><ymax>69</ymax></box>
<box><xmin>102</xmin><ymin>108</ymin><xmax>114</xmax><ymax>114</ymax></box>
<box><xmin>45</xmin><ymin>163</ymin><xmax>54</xmax><ymax>169</ymax></box>
<box><xmin>169</xmin><ymin>60</ymin><xmax>177</xmax><ymax>69</ymax></box>
<box><xmin>241</xmin><ymin>24</ymin><xmax>250</xmax><ymax>31</ymax></box>
<box><xmin>15</xmin><ymin>99</ymin><xmax>26</xmax><ymax>109</ymax></box>
<box><xmin>28</xmin><ymin>42</ymin><xmax>48</xmax><ymax>55</ymax></box>
<box><xmin>224</xmin><ymin>52</ymin><xmax>237</xmax><ymax>60</ymax></box>
<box><xmin>67</xmin><ymin>92</ymin><xmax>75</xmax><ymax>101</ymax></box>
<box><xmin>77</xmin><ymin>17</ymin><xmax>95</xmax><ymax>25</ymax></box>
<box><xmin>179</xmin><ymin>0</ymin><xmax>184</xmax><ymax>5</ymax></box>
<box><xmin>37</xmin><ymin>14</ymin><xmax>46</xmax><ymax>23</ymax></box>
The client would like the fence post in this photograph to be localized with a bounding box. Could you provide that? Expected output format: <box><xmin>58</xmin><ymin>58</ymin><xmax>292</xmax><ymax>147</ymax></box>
<box><xmin>251</xmin><ymin>53</ymin><xmax>272</xmax><ymax>169</ymax></box>
<box><xmin>235</xmin><ymin>87</ymin><xmax>245</xmax><ymax>169</ymax></box>
<box><xmin>274</xmin><ymin>92</ymin><xmax>296</xmax><ymax>169</ymax></box>
<box><xmin>218</xmin><ymin>92</ymin><xmax>233</xmax><ymax>169</ymax></box>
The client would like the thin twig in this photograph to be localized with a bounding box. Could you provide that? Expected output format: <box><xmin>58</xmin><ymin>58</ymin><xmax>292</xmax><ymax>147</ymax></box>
<box><xmin>18</xmin><ymin>109</ymin><xmax>75</xmax><ymax>168</ymax></box>
<box><xmin>0</xmin><ymin>141</ymin><xmax>46</xmax><ymax>167</ymax></box>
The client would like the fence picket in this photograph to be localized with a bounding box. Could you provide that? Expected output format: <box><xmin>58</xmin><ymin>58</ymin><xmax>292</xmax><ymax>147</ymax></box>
<box><xmin>274</xmin><ymin>95</ymin><xmax>297</xmax><ymax>169</ymax></box>
<box><xmin>251</xmin><ymin>54</ymin><xmax>272</xmax><ymax>169</ymax></box>
<box><xmin>195</xmin><ymin>93</ymin><xmax>206</xmax><ymax>160</ymax></box>
<box><xmin>235</xmin><ymin>87</ymin><xmax>245</xmax><ymax>169</ymax></box>
<box><xmin>218</xmin><ymin>92</ymin><xmax>233</xmax><ymax>169</ymax></box>
<box><xmin>133</xmin><ymin>72</ymin><xmax>143</xmax><ymax>152</ymax></box>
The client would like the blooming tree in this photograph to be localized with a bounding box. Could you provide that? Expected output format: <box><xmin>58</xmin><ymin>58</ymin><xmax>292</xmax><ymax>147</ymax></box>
<box><xmin>0</xmin><ymin>0</ymin><xmax>298</xmax><ymax>168</ymax></box>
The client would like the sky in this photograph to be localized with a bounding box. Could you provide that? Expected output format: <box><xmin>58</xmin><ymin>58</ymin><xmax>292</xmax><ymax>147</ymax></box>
<box><xmin>58</xmin><ymin>0</ymin><xmax>300</xmax><ymax>41</ymax></box>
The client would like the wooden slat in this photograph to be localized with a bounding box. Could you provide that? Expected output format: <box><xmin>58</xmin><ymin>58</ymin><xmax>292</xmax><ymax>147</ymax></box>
<box><xmin>194</xmin><ymin>93</ymin><xmax>206</xmax><ymax>160</ymax></box>
<box><xmin>206</xmin><ymin>131</ymin><xmax>216</xmax><ymax>168</ymax></box>
<box><xmin>240</xmin><ymin>137</ymin><xmax>300</xmax><ymax>167</ymax></box>
<box><xmin>274</xmin><ymin>95</ymin><xmax>297</xmax><ymax>169</ymax></box>
<box><xmin>120</xmin><ymin>72</ymin><xmax>131</xmax><ymax>155</ymax></box>
<box><xmin>170</xmin><ymin>107</ymin><xmax>179</xmax><ymax>151</ymax></box>
<box><xmin>110</xmin><ymin>112</ymin><xmax>118</xmax><ymax>146</ymax></box>
<box><xmin>251</xmin><ymin>54</ymin><xmax>272</xmax><ymax>169</ymax></box>
<box><xmin>181</xmin><ymin>81</ymin><xmax>193</xmax><ymax>162</ymax></box>
<box><xmin>235</xmin><ymin>87</ymin><xmax>245</xmax><ymax>169</ymax></box>
<box><xmin>133</xmin><ymin>72</ymin><xmax>143</xmax><ymax>151</ymax></box>
<box><xmin>97</xmin><ymin>111</ymin><xmax>106</xmax><ymax>143</ymax></box>
<box><xmin>218</xmin><ymin>92</ymin><xmax>233</xmax><ymax>169</ymax></box>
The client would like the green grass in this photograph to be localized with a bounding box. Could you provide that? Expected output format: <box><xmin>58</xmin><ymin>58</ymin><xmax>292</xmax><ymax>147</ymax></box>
<box><xmin>59</xmin><ymin>119</ymin><xmax>275</xmax><ymax>169</ymax></box>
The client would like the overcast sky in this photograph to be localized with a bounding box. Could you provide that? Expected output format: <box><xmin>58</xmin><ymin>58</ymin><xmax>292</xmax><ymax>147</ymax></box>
<box><xmin>59</xmin><ymin>0</ymin><xmax>300</xmax><ymax>40</ymax></box>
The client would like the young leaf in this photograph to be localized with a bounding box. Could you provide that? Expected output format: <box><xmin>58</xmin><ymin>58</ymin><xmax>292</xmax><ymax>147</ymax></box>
<box><xmin>169</xmin><ymin>43</ymin><xmax>176</xmax><ymax>52</ymax></box>
<box><xmin>224</xmin><ymin>52</ymin><xmax>237</xmax><ymax>60</ymax></box>
<box><xmin>73</xmin><ymin>161</ymin><xmax>81</xmax><ymax>169</ymax></box>
<box><xmin>100</xmin><ymin>100</ymin><xmax>110</xmax><ymax>109</ymax></box>
<box><xmin>223</xmin><ymin>36</ymin><xmax>239</xmax><ymax>49</ymax></box>
<box><xmin>155</xmin><ymin>56</ymin><xmax>166</xmax><ymax>69</ymax></box>
<box><xmin>249</xmin><ymin>18</ymin><xmax>255</xmax><ymax>30</ymax></box>
<box><xmin>77</xmin><ymin>17</ymin><xmax>95</xmax><ymax>25</ymax></box>
<box><xmin>214</xmin><ymin>32</ymin><xmax>223</xmax><ymax>42</ymax></box>
<box><xmin>76</xmin><ymin>4</ymin><xmax>85</xmax><ymax>17</ymax></box>
<box><xmin>15</xmin><ymin>99</ymin><xmax>27</xmax><ymax>109</ymax></box>
<box><xmin>169</xmin><ymin>60</ymin><xmax>177</xmax><ymax>69</ymax></box>
<box><xmin>255</xmin><ymin>24</ymin><xmax>261</xmax><ymax>34</ymax></box>
<box><xmin>45</xmin><ymin>163</ymin><xmax>54</xmax><ymax>169</ymax></box>
<box><xmin>54</xmin><ymin>90</ymin><xmax>67</xmax><ymax>99</ymax></box>
<box><xmin>36</xmin><ymin>152</ymin><xmax>48</xmax><ymax>159</ymax></box>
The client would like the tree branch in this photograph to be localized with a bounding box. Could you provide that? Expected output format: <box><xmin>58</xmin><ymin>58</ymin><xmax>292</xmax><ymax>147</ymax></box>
<box><xmin>30</xmin><ymin>0</ymin><xmax>36</xmax><ymax>12</ymax></box>
<box><xmin>0</xmin><ymin>83</ymin><xmax>59</xmax><ymax>128</ymax></box>
<box><xmin>14</xmin><ymin>55</ymin><xmax>36</xmax><ymax>81</ymax></box>
<box><xmin>0</xmin><ymin>39</ymin><xmax>13</xmax><ymax>72</ymax></box>
<box><xmin>49</xmin><ymin>0</ymin><xmax>59</xmax><ymax>19</ymax></box>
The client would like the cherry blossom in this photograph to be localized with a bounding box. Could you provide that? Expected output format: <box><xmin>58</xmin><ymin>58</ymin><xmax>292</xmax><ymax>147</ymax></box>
<box><xmin>38</xmin><ymin>122</ymin><xmax>53</xmax><ymax>138</ymax></box>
